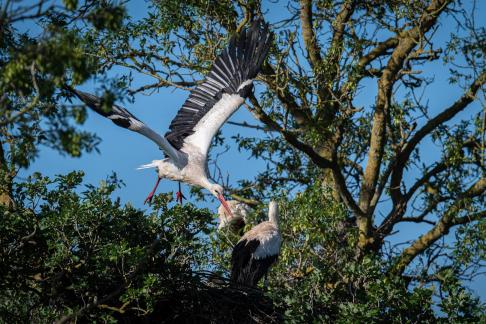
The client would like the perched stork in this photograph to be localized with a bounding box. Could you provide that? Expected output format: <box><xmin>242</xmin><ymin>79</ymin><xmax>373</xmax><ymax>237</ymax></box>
<box><xmin>230</xmin><ymin>201</ymin><xmax>281</xmax><ymax>287</ymax></box>
<box><xmin>68</xmin><ymin>20</ymin><xmax>272</xmax><ymax>213</ymax></box>
<box><xmin>217</xmin><ymin>200</ymin><xmax>251</xmax><ymax>231</ymax></box>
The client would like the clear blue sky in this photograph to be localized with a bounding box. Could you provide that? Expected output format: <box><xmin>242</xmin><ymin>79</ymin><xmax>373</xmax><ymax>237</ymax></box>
<box><xmin>23</xmin><ymin>1</ymin><xmax>485</xmax><ymax>302</ymax></box>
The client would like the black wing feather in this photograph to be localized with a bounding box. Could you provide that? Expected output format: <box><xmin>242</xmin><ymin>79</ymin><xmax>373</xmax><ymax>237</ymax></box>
<box><xmin>230</xmin><ymin>238</ymin><xmax>279</xmax><ymax>287</ymax></box>
<box><xmin>68</xmin><ymin>89</ymin><xmax>144</xmax><ymax>131</ymax></box>
<box><xmin>230</xmin><ymin>239</ymin><xmax>260</xmax><ymax>285</ymax></box>
<box><xmin>165</xmin><ymin>19</ymin><xmax>272</xmax><ymax>150</ymax></box>
<box><xmin>248</xmin><ymin>255</ymin><xmax>279</xmax><ymax>287</ymax></box>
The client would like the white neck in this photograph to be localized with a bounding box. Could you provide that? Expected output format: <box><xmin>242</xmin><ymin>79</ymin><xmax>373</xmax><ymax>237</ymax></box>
<box><xmin>268</xmin><ymin>201</ymin><xmax>279</xmax><ymax>227</ymax></box>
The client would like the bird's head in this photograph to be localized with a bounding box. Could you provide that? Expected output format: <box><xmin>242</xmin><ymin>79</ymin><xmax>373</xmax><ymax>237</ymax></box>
<box><xmin>209</xmin><ymin>184</ymin><xmax>232</xmax><ymax>216</ymax></box>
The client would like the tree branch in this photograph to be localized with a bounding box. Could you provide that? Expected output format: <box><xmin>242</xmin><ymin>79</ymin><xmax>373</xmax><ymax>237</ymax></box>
<box><xmin>229</xmin><ymin>193</ymin><xmax>259</xmax><ymax>207</ymax></box>
<box><xmin>360</xmin><ymin>0</ymin><xmax>452</xmax><ymax>213</ymax></box>
<box><xmin>328</xmin><ymin>1</ymin><xmax>356</xmax><ymax>59</ymax></box>
<box><xmin>299</xmin><ymin>0</ymin><xmax>322</xmax><ymax>69</ymax></box>
<box><xmin>400</xmin><ymin>217</ymin><xmax>436</xmax><ymax>226</ymax></box>
<box><xmin>355</xmin><ymin>0</ymin><xmax>452</xmax><ymax>250</ymax></box>
<box><xmin>404</xmin><ymin>162</ymin><xmax>448</xmax><ymax>201</ymax></box>
<box><xmin>332</xmin><ymin>166</ymin><xmax>365</xmax><ymax>218</ymax></box>
<box><xmin>245</xmin><ymin>95</ymin><xmax>364</xmax><ymax>218</ymax></box>
<box><xmin>342</xmin><ymin>36</ymin><xmax>399</xmax><ymax>94</ymax></box>
<box><xmin>0</xmin><ymin>139</ymin><xmax>14</xmax><ymax>209</ymax></box>
<box><xmin>260</xmin><ymin>64</ymin><xmax>313</xmax><ymax>129</ymax></box>
<box><xmin>128</xmin><ymin>79</ymin><xmax>197</xmax><ymax>95</ymax></box>
<box><xmin>390</xmin><ymin>71</ymin><xmax>486</xmax><ymax>204</ymax></box>
<box><xmin>377</xmin><ymin>136</ymin><xmax>482</xmax><ymax>239</ymax></box>
<box><xmin>452</xmin><ymin>210</ymin><xmax>486</xmax><ymax>226</ymax></box>
<box><xmin>317</xmin><ymin>0</ymin><xmax>356</xmax><ymax>120</ymax></box>
<box><xmin>226</xmin><ymin>121</ymin><xmax>273</xmax><ymax>132</ymax></box>
<box><xmin>358</xmin><ymin>37</ymin><xmax>398</xmax><ymax>70</ymax></box>
<box><xmin>246</xmin><ymin>94</ymin><xmax>332</xmax><ymax>169</ymax></box>
<box><xmin>391</xmin><ymin>177</ymin><xmax>486</xmax><ymax>275</ymax></box>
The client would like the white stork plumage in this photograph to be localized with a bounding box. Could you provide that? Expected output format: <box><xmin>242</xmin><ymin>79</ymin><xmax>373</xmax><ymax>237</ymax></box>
<box><xmin>68</xmin><ymin>20</ymin><xmax>272</xmax><ymax>213</ymax></box>
<box><xmin>230</xmin><ymin>201</ymin><xmax>281</xmax><ymax>287</ymax></box>
<box><xmin>217</xmin><ymin>200</ymin><xmax>251</xmax><ymax>231</ymax></box>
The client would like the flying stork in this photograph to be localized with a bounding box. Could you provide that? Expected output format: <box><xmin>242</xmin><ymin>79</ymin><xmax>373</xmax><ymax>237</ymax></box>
<box><xmin>230</xmin><ymin>201</ymin><xmax>281</xmax><ymax>287</ymax></box>
<box><xmin>68</xmin><ymin>20</ymin><xmax>272</xmax><ymax>213</ymax></box>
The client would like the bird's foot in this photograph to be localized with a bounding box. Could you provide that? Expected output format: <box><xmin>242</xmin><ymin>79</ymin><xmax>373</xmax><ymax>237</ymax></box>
<box><xmin>144</xmin><ymin>192</ymin><xmax>155</xmax><ymax>205</ymax></box>
<box><xmin>176</xmin><ymin>191</ymin><xmax>186</xmax><ymax>205</ymax></box>
<box><xmin>144</xmin><ymin>177</ymin><xmax>161</xmax><ymax>205</ymax></box>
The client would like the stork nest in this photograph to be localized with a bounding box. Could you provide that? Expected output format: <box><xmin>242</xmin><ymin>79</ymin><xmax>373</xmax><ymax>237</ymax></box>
<box><xmin>114</xmin><ymin>271</ymin><xmax>282</xmax><ymax>323</ymax></box>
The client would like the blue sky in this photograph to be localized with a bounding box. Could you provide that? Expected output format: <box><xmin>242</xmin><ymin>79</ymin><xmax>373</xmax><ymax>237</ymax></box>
<box><xmin>21</xmin><ymin>1</ymin><xmax>485</xmax><ymax>302</ymax></box>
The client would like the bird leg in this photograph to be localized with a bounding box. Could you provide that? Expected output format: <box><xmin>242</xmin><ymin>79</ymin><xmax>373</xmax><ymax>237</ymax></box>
<box><xmin>176</xmin><ymin>181</ymin><xmax>186</xmax><ymax>205</ymax></box>
<box><xmin>144</xmin><ymin>176</ymin><xmax>161</xmax><ymax>205</ymax></box>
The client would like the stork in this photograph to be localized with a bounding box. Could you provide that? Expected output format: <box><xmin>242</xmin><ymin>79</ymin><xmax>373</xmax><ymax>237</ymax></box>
<box><xmin>230</xmin><ymin>201</ymin><xmax>281</xmax><ymax>287</ymax></box>
<box><xmin>68</xmin><ymin>20</ymin><xmax>272</xmax><ymax>213</ymax></box>
<box><xmin>217</xmin><ymin>200</ymin><xmax>251</xmax><ymax>231</ymax></box>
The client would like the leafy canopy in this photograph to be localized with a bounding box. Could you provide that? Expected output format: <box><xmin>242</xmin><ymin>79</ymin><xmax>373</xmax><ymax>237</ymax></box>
<box><xmin>0</xmin><ymin>0</ymin><xmax>485</xmax><ymax>322</ymax></box>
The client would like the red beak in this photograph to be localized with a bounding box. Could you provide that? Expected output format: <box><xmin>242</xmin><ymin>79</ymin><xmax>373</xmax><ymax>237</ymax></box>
<box><xmin>218</xmin><ymin>194</ymin><xmax>233</xmax><ymax>217</ymax></box>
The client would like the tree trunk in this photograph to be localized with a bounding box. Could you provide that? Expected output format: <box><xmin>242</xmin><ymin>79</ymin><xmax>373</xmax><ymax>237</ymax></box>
<box><xmin>0</xmin><ymin>141</ymin><xmax>14</xmax><ymax>209</ymax></box>
<box><xmin>318</xmin><ymin>145</ymin><xmax>341</xmax><ymax>202</ymax></box>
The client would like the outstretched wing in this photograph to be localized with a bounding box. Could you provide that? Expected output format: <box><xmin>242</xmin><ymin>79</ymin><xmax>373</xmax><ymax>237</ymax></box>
<box><xmin>165</xmin><ymin>19</ymin><xmax>272</xmax><ymax>156</ymax></box>
<box><xmin>69</xmin><ymin>89</ymin><xmax>182</xmax><ymax>162</ymax></box>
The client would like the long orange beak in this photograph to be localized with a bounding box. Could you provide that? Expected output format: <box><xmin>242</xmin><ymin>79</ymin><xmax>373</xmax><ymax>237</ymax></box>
<box><xmin>218</xmin><ymin>194</ymin><xmax>233</xmax><ymax>216</ymax></box>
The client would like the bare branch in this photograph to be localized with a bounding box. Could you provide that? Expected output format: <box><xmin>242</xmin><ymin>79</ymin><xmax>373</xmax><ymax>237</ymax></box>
<box><xmin>299</xmin><ymin>0</ymin><xmax>322</xmax><ymax>69</ymax></box>
<box><xmin>400</xmin><ymin>217</ymin><xmax>436</xmax><ymax>226</ymax></box>
<box><xmin>229</xmin><ymin>193</ymin><xmax>259</xmax><ymax>207</ymax></box>
<box><xmin>391</xmin><ymin>177</ymin><xmax>486</xmax><ymax>275</ymax></box>
<box><xmin>360</xmin><ymin>0</ymin><xmax>452</xmax><ymax>214</ymax></box>
<box><xmin>390</xmin><ymin>70</ymin><xmax>486</xmax><ymax>204</ymax></box>
<box><xmin>260</xmin><ymin>64</ymin><xmax>313</xmax><ymax>129</ymax></box>
<box><xmin>404</xmin><ymin>162</ymin><xmax>448</xmax><ymax>201</ymax></box>
<box><xmin>246</xmin><ymin>94</ymin><xmax>333</xmax><ymax>169</ymax></box>
<box><xmin>354</xmin><ymin>1</ymin><xmax>453</xmax><ymax>251</ymax></box>
<box><xmin>246</xmin><ymin>94</ymin><xmax>364</xmax><ymax>217</ymax></box>
<box><xmin>452</xmin><ymin>210</ymin><xmax>486</xmax><ymax>225</ymax></box>
<box><xmin>357</xmin><ymin>37</ymin><xmax>398</xmax><ymax>71</ymax></box>
<box><xmin>128</xmin><ymin>80</ymin><xmax>197</xmax><ymax>95</ymax></box>
<box><xmin>226</xmin><ymin>121</ymin><xmax>273</xmax><ymax>132</ymax></box>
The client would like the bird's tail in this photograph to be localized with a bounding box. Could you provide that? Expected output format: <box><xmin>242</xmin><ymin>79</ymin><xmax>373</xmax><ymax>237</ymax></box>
<box><xmin>137</xmin><ymin>161</ymin><xmax>159</xmax><ymax>170</ymax></box>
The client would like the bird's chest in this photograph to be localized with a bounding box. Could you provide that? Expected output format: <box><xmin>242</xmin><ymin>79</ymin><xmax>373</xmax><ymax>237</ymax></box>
<box><xmin>253</xmin><ymin>231</ymin><xmax>281</xmax><ymax>260</ymax></box>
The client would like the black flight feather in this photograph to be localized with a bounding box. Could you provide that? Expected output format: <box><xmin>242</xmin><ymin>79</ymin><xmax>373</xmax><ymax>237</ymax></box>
<box><xmin>230</xmin><ymin>238</ymin><xmax>279</xmax><ymax>287</ymax></box>
<box><xmin>68</xmin><ymin>88</ymin><xmax>144</xmax><ymax>131</ymax></box>
<box><xmin>164</xmin><ymin>19</ymin><xmax>273</xmax><ymax>150</ymax></box>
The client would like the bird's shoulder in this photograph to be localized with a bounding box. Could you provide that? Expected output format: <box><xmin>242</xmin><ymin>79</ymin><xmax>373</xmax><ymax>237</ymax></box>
<box><xmin>241</xmin><ymin>221</ymin><xmax>278</xmax><ymax>240</ymax></box>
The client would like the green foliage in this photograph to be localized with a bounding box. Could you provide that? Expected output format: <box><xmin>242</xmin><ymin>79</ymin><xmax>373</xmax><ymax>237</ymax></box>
<box><xmin>439</xmin><ymin>283</ymin><xmax>484</xmax><ymax>322</ymax></box>
<box><xmin>0</xmin><ymin>172</ymin><xmax>216</xmax><ymax>322</ymax></box>
<box><xmin>1</xmin><ymin>0</ymin><xmax>485</xmax><ymax>322</ymax></box>
<box><xmin>265</xmin><ymin>185</ymin><xmax>438</xmax><ymax>323</ymax></box>
<box><xmin>0</xmin><ymin>1</ymin><xmax>129</xmax><ymax>172</ymax></box>
<box><xmin>3</xmin><ymin>176</ymin><xmax>483</xmax><ymax>322</ymax></box>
